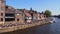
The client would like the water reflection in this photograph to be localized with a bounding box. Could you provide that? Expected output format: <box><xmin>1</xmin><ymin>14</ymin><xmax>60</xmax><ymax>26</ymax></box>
<box><xmin>1</xmin><ymin>17</ymin><xmax>60</xmax><ymax>34</ymax></box>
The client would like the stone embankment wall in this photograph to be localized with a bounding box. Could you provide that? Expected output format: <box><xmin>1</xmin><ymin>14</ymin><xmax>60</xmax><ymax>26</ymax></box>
<box><xmin>0</xmin><ymin>19</ymin><xmax>50</xmax><ymax>33</ymax></box>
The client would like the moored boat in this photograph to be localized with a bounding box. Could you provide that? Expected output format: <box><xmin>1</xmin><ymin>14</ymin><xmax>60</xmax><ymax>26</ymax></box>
<box><xmin>49</xmin><ymin>17</ymin><xmax>56</xmax><ymax>23</ymax></box>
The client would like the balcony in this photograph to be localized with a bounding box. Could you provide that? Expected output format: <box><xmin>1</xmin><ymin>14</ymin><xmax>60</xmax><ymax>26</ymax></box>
<box><xmin>5</xmin><ymin>13</ymin><xmax>15</xmax><ymax>18</ymax></box>
<box><xmin>5</xmin><ymin>16</ymin><xmax>15</xmax><ymax>21</ymax></box>
<box><xmin>5</xmin><ymin>16</ymin><xmax>15</xmax><ymax>18</ymax></box>
<box><xmin>25</xmin><ymin>17</ymin><xmax>32</xmax><ymax>20</ymax></box>
<box><xmin>5</xmin><ymin>13</ymin><xmax>15</xmax><ymax>21</ymax></box>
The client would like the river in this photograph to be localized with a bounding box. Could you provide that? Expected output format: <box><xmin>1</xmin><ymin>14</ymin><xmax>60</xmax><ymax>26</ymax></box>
<box><xmin>1</xmin><ymin>17</ymin><xmax>60</xmax><ymax>34</ymax></box>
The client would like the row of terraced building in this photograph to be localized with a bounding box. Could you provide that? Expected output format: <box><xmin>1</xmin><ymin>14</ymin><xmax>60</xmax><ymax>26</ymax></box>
<box><xmin>0</xmin><ymin>0</ymin><xmax>46</xmax><ymax>25</ymax></box>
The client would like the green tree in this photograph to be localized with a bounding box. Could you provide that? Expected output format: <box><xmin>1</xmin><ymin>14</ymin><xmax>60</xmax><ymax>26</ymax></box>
<box><xmin>45</xmin><ymin>10</ymin><xmax>51</xmax><ymax>17</ymax></box>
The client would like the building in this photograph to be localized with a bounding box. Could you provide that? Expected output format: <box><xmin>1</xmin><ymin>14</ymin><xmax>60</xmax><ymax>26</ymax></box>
<box><xmin>0</xmin><ymin>0</ymin><xmax>46</xmax><ymax>25</ymax></box>
<box><xmin>39</xmin><ymin>12</ymin><xmax>46</xmax><ymax>20</ymax></box>
<box><xmin>0</xmin><ymin>0</ymin><xmax>6</xmax><ymax>24</ymax></box>
<box><xmin>29</xmin><ymin>8</ymin><xmax>46</xmax><ymax>21</ymax></box>
<box><xmin>5</xmin><ymin>6</ymin><xmax>25</xmax><ymax>25</ymax></box>
<box><xmin>0</xmin><ymin>0</ymin><xmax>25</xmax><ymax>25</ymax></box>
<box><xmin>18</xmin><ymin>9</ymin><xmax>32</xmax><ymax>23</ymax></box>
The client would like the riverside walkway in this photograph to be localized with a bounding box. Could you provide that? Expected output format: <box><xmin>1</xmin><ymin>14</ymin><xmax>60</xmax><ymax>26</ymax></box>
<box><xmin>0</xmin><ymin>19</ymin><xmax>50</xmax><ymax>33</ymax></box>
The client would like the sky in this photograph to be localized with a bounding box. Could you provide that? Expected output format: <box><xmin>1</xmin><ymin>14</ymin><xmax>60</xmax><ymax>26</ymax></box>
<box><xmin>6</xmin><ymin>0</ymin><xmax>60</xmax><ymax>15</ymax></box>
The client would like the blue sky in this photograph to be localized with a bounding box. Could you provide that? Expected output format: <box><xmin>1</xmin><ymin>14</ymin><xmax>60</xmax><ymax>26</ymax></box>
<box><xmin>6</xmin><ymin>0</ymin><xmax>60</xmax><ymax>15</ymax></box>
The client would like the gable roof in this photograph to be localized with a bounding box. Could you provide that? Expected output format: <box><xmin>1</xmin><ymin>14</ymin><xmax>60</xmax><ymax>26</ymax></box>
<box><xmin>17</xmin><ymin>9</ymin><xmax>31</xmax><ymax>17</ymax></box>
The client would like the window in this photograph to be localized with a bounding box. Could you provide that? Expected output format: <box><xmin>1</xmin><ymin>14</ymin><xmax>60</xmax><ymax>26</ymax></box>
<box><xmin>1</xmin><ymin>13</ymin><xmax>3</xmax><ymax>16</ymax></box>
<box><xmin>17</xmin><ymin>19</ymin><xmax>19</xmax><ymax>21</ymax></box>
<box><xmin>0</xmin><ymin>0</ymin><xmax>4</xmax><ymax>4</ymax></box>
<box><xmin>1</xmin><ymin>18</ymin><xmax>3</xmax><ymax>21</ymax></box>
<box><xmin>0</xmin><ymin>7</ymin><xmax>4</xmax><ymax>11</ymax></box>
<box><xmin>0</xmin><ymin>1</ymin><xmax>1</xmax><ymax>4</ymax></box>
<box><xmin>1</xmin><ymin>7</ymin><xmax>4</xmax><ymax>11</ymax></box>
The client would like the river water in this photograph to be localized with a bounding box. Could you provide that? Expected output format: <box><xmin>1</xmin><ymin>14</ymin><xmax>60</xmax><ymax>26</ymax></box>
<box><xmin>1</xmin><ymin>17</ymin><xmax>60</xmax><ymax>34</ymax></box>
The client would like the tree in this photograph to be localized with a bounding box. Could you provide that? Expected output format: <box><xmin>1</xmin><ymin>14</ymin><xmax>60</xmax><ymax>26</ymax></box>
<box><xmin>45</xmin><ymin>10</ymin><xmax>51</xmax><ymax>17</ymax></box>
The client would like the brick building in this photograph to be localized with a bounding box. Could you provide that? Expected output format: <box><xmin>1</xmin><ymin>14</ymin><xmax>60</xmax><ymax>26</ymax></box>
<box><xmin>0</xmin><ymin>0</ymin><xmax>5</xmax><ymax>24</ymax></box>
<box><xmin>0</xmin><ymin>0</ymin><xmax>46</xmax><ymax>25</ymax></box>
<box><xmin>0</xmin><ymin>0</ymin><xmax>25</xmax><ymax>24</ymax></box>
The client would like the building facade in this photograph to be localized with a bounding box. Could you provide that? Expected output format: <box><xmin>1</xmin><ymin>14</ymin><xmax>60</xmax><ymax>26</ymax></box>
<box><xmin>0</xmin><ymin>0</ymin><xmax>25</xmax><ymax>25</ymax></box>
<box><xmin>0</xmin><ymin>0</ymin><xmax>5</xmax><ymax>24</ymax></box>
<box><xmin>0</xmin><ymin>0</ymin><xmax>46</xmax><ymax>25</ymax></box>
